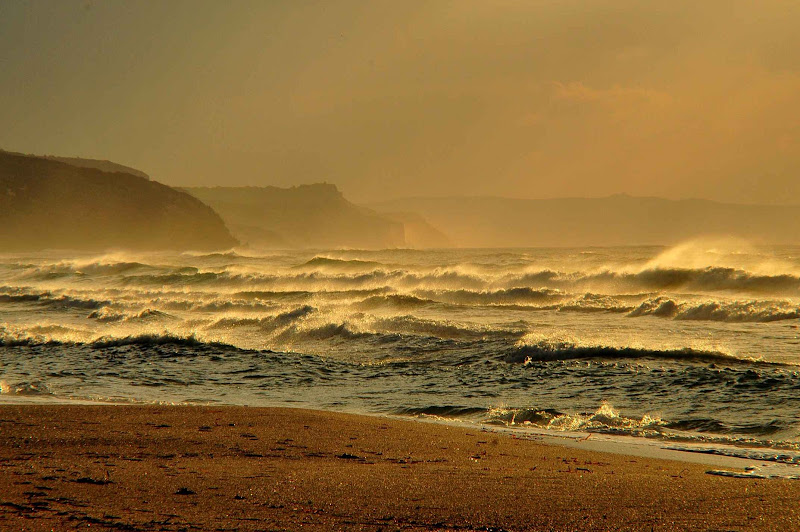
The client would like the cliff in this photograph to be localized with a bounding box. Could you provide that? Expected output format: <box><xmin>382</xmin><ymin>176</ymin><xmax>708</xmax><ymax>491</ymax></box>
<box><xmin>0</xmin><ymin>151</ymin><xmax>237</xmax><ymax>251</ymax></box>
<box><xmin>184</xmin><ymin>184</ymin><xmax>405</xmax><ymax>249</ymax></box>
<box><xmin>378</xmin><ymin>212</ymin><xmax>451</xmax><ymax>248</ymax></box>
<box><xmin>369</xmin><ymin>194</ymin><xmax>800</xmax><ymax>247</ymax></box>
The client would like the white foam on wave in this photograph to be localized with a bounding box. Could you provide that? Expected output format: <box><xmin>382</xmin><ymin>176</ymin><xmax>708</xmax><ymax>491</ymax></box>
<box><xmin>482</xmin><ymin>402</ymin><xmax>800</xmax><ymax>479</ymax></box>
<box><xmin>628</xmin><ymin>297</ymin><xmax>800</xmax><ymax>322</ymax></box>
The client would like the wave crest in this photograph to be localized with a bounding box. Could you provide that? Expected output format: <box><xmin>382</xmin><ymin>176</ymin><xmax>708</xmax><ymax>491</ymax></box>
<box><xmin>0</xmin><ymin>290</ymin><xmax>108</xmax><ymax>310</ymax></box>
<box><xmin>488</xmin><ymin>402</ymin><xmax>665</xmax><ymax>434</ymax></box>
<box><xmin>297</xmin><ymin>257</ymin><xmax>387</xmax><ymax>271</ymax></box>
<box><xmin>629</xmin><ymin>297</ymin><xmax>800</xmax><ymax>322</ymax></box>
<box><xmin>88</xmin><ymin>307</ymin><xmax>176</xmax><ymax>323</ymax></box>
<box><xmin>206</xmin><ymin>305</ymin><xmax>316</xmax><ymax>331</ymax></box>
<box><xmin>507</xmin><ymin>338</ymin><xmax>781</xmax><ymax>366</ymax></box>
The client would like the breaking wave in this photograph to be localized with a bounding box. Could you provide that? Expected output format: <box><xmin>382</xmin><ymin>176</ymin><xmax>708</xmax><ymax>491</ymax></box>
<box><xmin>485</xmin><ymin>403</ymin><xmax>800</xmax><ymax>448</ymax></box>
<box><xmin>88</xmin><ymin>307</ymin><xmax>176</xmax><ymax>323</ymax></box>
<box><xmin>0</xmin><ymin>290</ymin><xmax>108</xmax><ymax>310</ymax></box>
<box><xmin>14</xmin><ymin>258</ymin><xmax>800</xmax><ymax>296</ymax></box>
<box><xmin>412</xmin><ymin>287</ymin><xmax>565</xmax><ymax>306</ymax></box>
<box><xmin>0</xmin><ymin>380</ymin><xmax>53</xmax><ymax>396</ymax></box>
<box><xmin>297</xmin><ymin>257</ymin><xmax>388</xmax><ymax>271</ymax></box>
<box><xmin>270</xmin><ymin>314</ymin><xmax>514</xmax><ymax>343</ymax></box>
<box><xmin>352</xmin><ymin>294</ymin><xmax>438</xmax><ymax>310</ymax></box>
<box><xmin>488</xmin><ymin>402</ymin><xmax>665</xmax><ymax>434</ymax></box>
<box><xmin>508</xmin><ymin>266</ymin><xmax>800</xmax><ymax>295</ymax></box>
<box><xmin>206</xmin><ymin>305</ymin><xmax>317</xmax><ymax>330</ymax></box>
<box><xmin>0</xmin><ymin>331</ymin><xmax>238</xmax><ymax>350</ymax></box>
<box><xmin>89</xmin><ymin>333</ymin><xmax>234</xmax><ymax>349</ymax></box>
<box><xmin>396</xmin><ymin>402</ymin><xmax>799</xmax><ymax>447</ymax></box>
<box><xmin>628</xmin><ymin>297</ymin><xmax>800</xmax><ymax>322</ymax></box>
<box><xmin>507</xmin><ymin>339</ymin><xmax>785</xmax><ymax>366</ymax></box>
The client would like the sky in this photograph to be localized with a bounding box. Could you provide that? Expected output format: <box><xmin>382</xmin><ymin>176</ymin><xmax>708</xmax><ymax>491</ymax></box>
<box><xmin>2</xmin><ymin>0</ymin><xmax>800</xmax><ymax>204</ymax></box>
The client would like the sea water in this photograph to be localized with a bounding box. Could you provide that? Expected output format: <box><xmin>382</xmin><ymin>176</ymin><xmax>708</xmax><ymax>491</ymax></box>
<box><xmin>2</xmin><ymin>242</ymin><xmax>800</xmax><ymax>469</ymax></box>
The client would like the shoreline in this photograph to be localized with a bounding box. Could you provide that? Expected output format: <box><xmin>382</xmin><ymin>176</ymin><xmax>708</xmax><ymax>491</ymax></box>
<box><xmin>1</xmin><ymin>404</ymin><xmax>799</xmax><ymax>531</ymax></box>
<box><xmin>4</xmin><ymin>395</ymin><xmax>797</xmax><ymax>475</ymax></box>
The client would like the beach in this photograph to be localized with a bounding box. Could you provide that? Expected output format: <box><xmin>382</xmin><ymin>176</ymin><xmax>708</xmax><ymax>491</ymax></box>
<box><xmin>6</xmin><ymin>1</ymin><xmax>800</xmax><ymax>529</ymax></box>
<box><xmin>1</xmin><ymin>405</ymin><xmax>798</xmax><ymax>531</ymax></box>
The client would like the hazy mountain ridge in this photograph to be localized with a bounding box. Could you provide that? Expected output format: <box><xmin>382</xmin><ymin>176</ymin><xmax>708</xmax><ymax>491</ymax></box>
<box><xmin>0</xmin><ymin>151</ymin><xmax>237</xmax><ymax>251</ymax></box>
<box><xmin>369</xmin><ymin>194</ymin><xmax>800</xmax><ymax>247</ymax></box>
<box><xmin>184</xmin><ymin>184</ymin><xmax>410</xmax><ymax>249</ymax></box>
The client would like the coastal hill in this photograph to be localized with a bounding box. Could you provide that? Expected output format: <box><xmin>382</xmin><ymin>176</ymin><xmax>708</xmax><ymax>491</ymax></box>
<box><xmin>369</xmin><ymin>194</ymin><xmax>800</xmax><ymax>247</ymax></box>
<box><xmin>42</xmin><ymin>155</ymin><xmax>150</xmax><ymax>180</ymax></box>
<box><xmin>184</xmin><ymin>184</ymin><xmax>412</xmax><ymax>249</ymax></box>
<box><xmin>0</xmin><ymin>149</ymin><xmax>150</xmax><ymax>179</ymax></box>
<box><xmin>0</xmin><ymin>150</ymin><xmax>237</xmax><ymax>251</ymax></box>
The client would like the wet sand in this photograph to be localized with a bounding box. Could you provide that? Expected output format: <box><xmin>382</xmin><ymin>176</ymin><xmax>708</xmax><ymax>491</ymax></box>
<box><xmin>0</xmin><ymin>405</ymin><xmax>798</xmax><ymax>531</ymax></box>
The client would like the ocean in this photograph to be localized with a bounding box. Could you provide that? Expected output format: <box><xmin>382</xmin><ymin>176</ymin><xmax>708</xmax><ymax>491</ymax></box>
<box><xmin>2</xmin><ymin>242</ymin><xmax>800</xmax><ymax>469</ymax></box>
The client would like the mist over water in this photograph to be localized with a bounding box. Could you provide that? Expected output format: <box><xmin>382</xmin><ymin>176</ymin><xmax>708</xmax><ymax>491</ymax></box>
<box><xmin>2</xmin><ymin>241</ymin><xmax>800</xmax><ymax>456</ymax></box>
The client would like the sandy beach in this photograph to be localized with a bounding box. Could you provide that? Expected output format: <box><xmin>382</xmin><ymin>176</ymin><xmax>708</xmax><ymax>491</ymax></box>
<box><xmin>0</xmin><ymin>405</ymin><xmax>797</xmax><ymax>531</ymax></box>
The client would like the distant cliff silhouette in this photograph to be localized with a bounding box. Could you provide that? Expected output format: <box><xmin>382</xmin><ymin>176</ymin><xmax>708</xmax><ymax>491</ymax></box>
<box><xmin>369</xmin><ymin>194</ymin><xmax>800</xmax><ymax>247</ymax></box>
<box><xmin>0</xmin><ymin>151</ymin><xmax>237</xmax><ymax>251</ymax></box>
<box><xmin>378</xmin><ymin>211</ymin><xmax>451</xmax><ymax>248</ymax></box>
<box><xmin>184</xmin><ymin>185</ymin><xmax>408</xmax><ymax>249</ymax></box>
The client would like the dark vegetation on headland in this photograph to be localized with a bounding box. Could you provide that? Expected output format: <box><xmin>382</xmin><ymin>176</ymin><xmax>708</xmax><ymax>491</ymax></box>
<box><xmin>184</xmin><ymin>184</ymin><xmax>449</xmax><ymax>249</ymax></box>
<box><xmin>370</xmin><ymin>194</ymin><xmax>800</xmax><ymax>247</ymax></box>
<box><xmin>0</xmin><ymin>150</ymin><xmax>237</xmax><ymax>252</ymax></box>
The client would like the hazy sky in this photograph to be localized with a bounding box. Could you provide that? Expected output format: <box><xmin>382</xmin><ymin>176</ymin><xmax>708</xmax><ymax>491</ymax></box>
<box><xmin>2</xmin><ymin>0</ymin><xmax>800</xmax><ymax>203</ymax></box>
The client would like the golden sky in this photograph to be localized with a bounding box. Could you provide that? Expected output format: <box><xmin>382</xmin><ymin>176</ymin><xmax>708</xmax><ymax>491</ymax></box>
<box><xmin>2</xmin><ymin>0</ymin><xmax>799</xmax><ymax>203</ymax></box>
